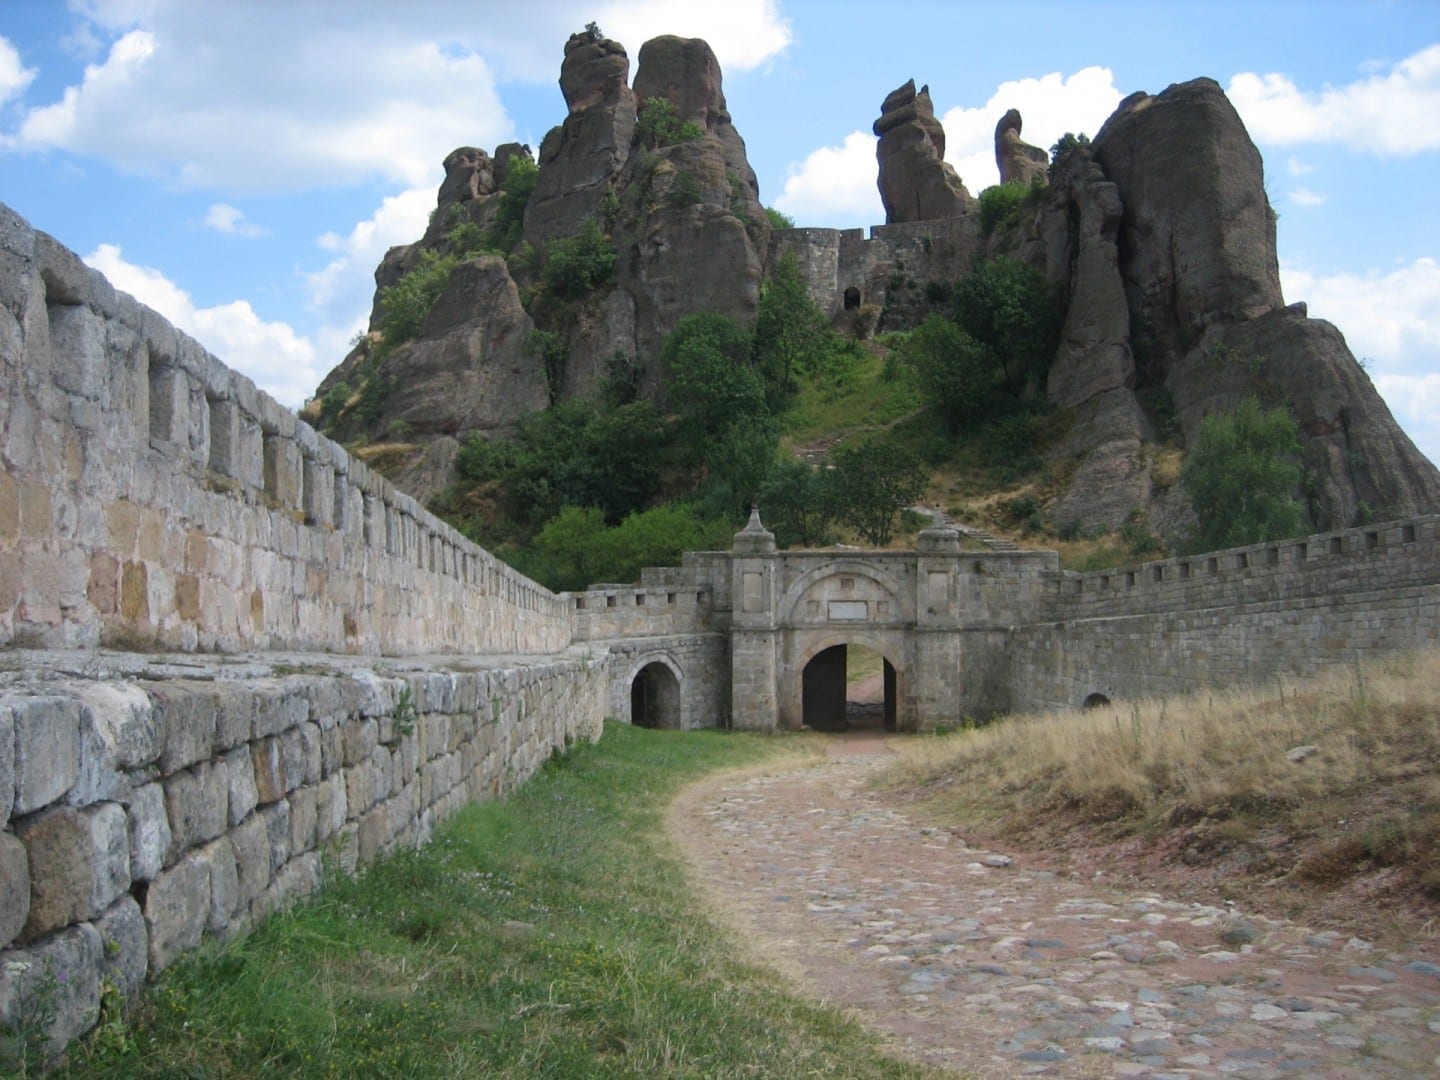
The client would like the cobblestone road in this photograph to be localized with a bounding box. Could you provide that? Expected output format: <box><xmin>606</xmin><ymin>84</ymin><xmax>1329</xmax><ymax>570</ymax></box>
<box><xmin>670</xmin><ymin>736</ymin><xmax>1440</xmax><ymax>1078</ymax></box>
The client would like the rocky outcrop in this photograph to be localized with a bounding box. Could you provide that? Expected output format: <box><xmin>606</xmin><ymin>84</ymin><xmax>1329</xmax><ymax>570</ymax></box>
<box><xmin>1092</xmin><ymin>79</ymin><xmax>1283</xmax><ymax>364</ymax></box>
<box><xmin>874</xmin><ymin>80</ymin><xmax>973</xmax><ymax>223</ymax></box>
<box><xmin>524</xmin><ymin>32</ymin><xmax>637</xmax><ymax>245</ymax></box>
<box><xmin>994</xmin><ymin>109</ymin><xmax>1048</xmax><ymax>186</ymax></box>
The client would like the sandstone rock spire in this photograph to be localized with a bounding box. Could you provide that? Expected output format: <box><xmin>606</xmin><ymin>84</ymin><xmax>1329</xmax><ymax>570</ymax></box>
<box><xmin>873</xmin><ymin>79</ymin><xmax>972</xmax><ymax>223</ymax></box>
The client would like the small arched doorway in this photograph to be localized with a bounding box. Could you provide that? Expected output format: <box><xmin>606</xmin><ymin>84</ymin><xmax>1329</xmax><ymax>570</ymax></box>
<box><xmin>631</xmin><ymin>662</ymin><xmax>681</xmax><ymax>729</ymax></box>
<box><xmin>1082</xmin><ymin>692</ymin><xmax>1111</xmax><ymax>710</ymax></box>
<box><xmin>801</xmin><ymin>644</ymin><xmax>897</xmax><ymax>732</ymax></box>
<box><xmin>843</xmin><ymin>285</ymin><xmax>861</xmax><ymax>310</ymax></box>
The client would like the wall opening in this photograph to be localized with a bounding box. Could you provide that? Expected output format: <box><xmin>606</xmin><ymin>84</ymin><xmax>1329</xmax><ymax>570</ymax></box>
<box><xmin>630</xmin><ymin>662</ymin><xmax>681</xmax><ymax>730</ymax></box>
<box><xmin>843</xmin><ymin>285</ymin><xmax>861</xmax><ymax>310</ymax></box>
<box><xmin>1082</xmin><ymin>692</ymin><xmax>1111</xmax><ymax>710</ymax></box>
<box><xmin>802</xmin><ymin>644</ymin><xmax>897</xmax><ymax>732</ymax></box>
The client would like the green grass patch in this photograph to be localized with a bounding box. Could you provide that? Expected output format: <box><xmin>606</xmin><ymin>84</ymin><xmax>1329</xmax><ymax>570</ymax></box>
<box><xmin>63</xmin><ymin>724</ymin><xmax>938</xmax><ymax>1079</ymax></box>
<box><xmin>780</xmin><ymin>346</ymin><xmax>923</xmax><ymax>448</ymax></box>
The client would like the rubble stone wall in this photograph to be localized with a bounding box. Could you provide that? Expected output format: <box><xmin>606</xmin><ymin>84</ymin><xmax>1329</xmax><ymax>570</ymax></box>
<box><xmin>0</xmin><ymin>653</ymin><xmax>607</xmax><ymax>1056</ymax></box>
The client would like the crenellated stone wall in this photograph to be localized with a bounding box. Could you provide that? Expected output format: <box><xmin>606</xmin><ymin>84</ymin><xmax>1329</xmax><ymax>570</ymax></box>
<box><xmin>0</xmin><ymin>203</ymin><xmax>570</xmax><ymax>657</ymax></box>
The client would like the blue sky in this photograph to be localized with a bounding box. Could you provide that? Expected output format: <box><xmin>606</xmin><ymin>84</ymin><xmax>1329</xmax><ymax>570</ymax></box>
<box><xmin>2</xmin><ymin>0</ymin><xmax>1438</xmax><ymax>465</ymax></box>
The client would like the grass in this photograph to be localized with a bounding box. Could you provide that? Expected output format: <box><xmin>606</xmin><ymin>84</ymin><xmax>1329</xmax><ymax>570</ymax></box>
<box><xmin>779</xmin><ymin>344</ymin><xmax>923</xmax><ymax>450</ymax></box>
<box><xmin>879</xmin><ymin>650</ymin><xmax>1440</xmax><ymax>938</ymax></box>
<box><xmin>60</xmin><ymin>724</ymin><xmax>940</xmax><ymax>1080</ymax></box>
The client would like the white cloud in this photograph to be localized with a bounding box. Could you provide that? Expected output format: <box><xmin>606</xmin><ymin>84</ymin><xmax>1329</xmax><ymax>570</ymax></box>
<box><xmin>939</xmin><ymin>66</ymin><xmax>1123</xmax><ymax>193</ymax></box>
<box><xmin>773</xmin><ymin>130</ymin><xmax>882</xmax><ymax>225</ymax></box>
<box><xmin>0</xmin><ymin>36</ymin><xmax>36</xmax><ymax>105</ymax></box>
<box><xmin>1286</xmin><ymin>155</ymin><xmax>1314</xmax><ymax>177</ymax></box>
<box><xmin>1228</xmin><ymin>43</ymin><xmax>1440</xmax><ymax>155</ymax></box>
<box><xmin>306</xmin><ymin>186</ymin><xmax>436</xmax><ymax>363</ymax></box>
<box><xmin>595</xmin><ymin>0</ymin><xmax>791</xmax><ymax>73</ymax></box>
<box><xmin>16</xmin><ymin>8</ymin><xmax>512</xmax><ymax>192</ymax></box>
<box><xmin>84</xmin><ymin>242</ymin><xmax>321</xmax><ymax>408</ymax></box>
<box><xmin>1288</xmin><ymin>186</ymin><xmax>1327</xmax><ymax>208</ymax></box>
<box><xmin>1282</xmin><ymin>257</ymin><xmax>1440</xmax><ymax>465</ymax></box>
<box><xmin>204</xmin><ymin>203</ymin><xmax>268</xmax><ymax>238</ymax></box>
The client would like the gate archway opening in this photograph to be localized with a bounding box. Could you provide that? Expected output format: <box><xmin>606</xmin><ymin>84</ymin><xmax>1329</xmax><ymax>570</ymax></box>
<box><xmin>801</xmin><ymin>643</ymin><xmax>897</xmax><ymax>732</ymax></box>
<box><xmin>630</xmin><ymin>662</ymin><xmax>681</xmax><ymax>729</ymax></box>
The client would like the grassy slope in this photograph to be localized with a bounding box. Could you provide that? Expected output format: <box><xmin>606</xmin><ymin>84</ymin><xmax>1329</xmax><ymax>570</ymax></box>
<box><xmin>880</xmin><ymin>649</ymin><xmax>1440</xmax><ymax>949</ymax></box>
<box><xmin>58</xmin><ymin>727</ymin><xmax>941</xmax><ymax>1080</ymax></box>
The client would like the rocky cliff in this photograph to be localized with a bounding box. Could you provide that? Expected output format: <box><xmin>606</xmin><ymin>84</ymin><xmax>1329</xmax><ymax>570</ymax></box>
<box><xmin>312</xmin><ymin>37</ymin><xmax>1439</xmax><ymax>539</ymax></box>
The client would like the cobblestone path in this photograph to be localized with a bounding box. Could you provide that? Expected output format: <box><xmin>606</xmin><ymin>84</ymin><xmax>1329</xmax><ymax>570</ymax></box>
<box><xmin>670</xmin><ymin>736</ymin><xmax>1440</xmax><ymax>1078</ymax></box>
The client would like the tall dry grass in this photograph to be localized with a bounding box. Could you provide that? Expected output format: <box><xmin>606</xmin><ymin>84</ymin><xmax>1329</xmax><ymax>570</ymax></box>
<box><xmin>885</xmin><ymin>650</ymin><xmax>1440</xmax><ymax>897</ymax></box>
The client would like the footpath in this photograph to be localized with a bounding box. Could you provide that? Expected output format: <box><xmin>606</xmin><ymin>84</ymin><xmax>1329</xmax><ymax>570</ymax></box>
<box><xmin>670</xmin><ymin>734</ymin><xmax>1440</xmax><ymax>1078</ymax></box>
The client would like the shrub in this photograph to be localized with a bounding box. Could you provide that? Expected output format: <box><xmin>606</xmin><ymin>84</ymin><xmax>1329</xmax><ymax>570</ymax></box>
<box><xmin>977</xmin><ymin>181</ymin><xmax>1031</xmax><ymax>234</ymax></box>
<box><xmin>759</xmin><ymin>460</ymin><xmax>839</xmax><ymax>548</ymax></box>
<box><xmin>765</xmin><ymin>206</ymin><xmax>795</xmax><ymax>229</ymax></box>
<box><xmin>661</xmin><ymin>312</ymin><xmax>765</xmax><ymax>451</ymax></box>
<box><xmin>376</xmin><ymin>250</ymin><xmax>458</xmax><ymax>346</ymax></box>
<box><xmin>753</xmin><ymin>253</ymin><xmax>838</xmax><ymax>406</ymax></box>
<box><xmin>485</xmin><ymin>154</ymin><xmax>538</xmax><ymax>252</ymax></box>
<box><xmin>636</xmin><ymin>97</ymin><xmax>705</xmax><ymax>148</ymax></box>
<box><xmin>898</xmin><ymin>315</ymin><xmax>996</xmax><ymax>435</ymax></box>
<box><xmin>1181</xmin><ymin>395</ymin><xmax>1308</xmax><ymax>551</ymax></box>
<box><xmin>829</xmin><ymin>440</ymin><xmax>926</xmax><ymax>547</ymax></box>
<box><xmin>951</xmin><ymin>257</ymin><xmax>1061</xmax><ymax>392</ymax></box>
<box><xmin>540</xmin><ymin>218</ymin><xmax>616</xmax><ymax>300</ymax></box>
<box><xmin>1048</xmin><ymin>131</ymin><xmax>1091</xmax><ymax>176</ymax></box>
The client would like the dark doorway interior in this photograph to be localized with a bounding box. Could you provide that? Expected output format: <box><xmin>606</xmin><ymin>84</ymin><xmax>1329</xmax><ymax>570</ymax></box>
<box><xmin>631</xmin><ymin>662</ymin><xmax>680</xmax><ymax>729</ymax></box>
<box><xmin>843</xmin><ymin>285</ymin><xmax>861</xmax><ymax>310</ymax></box>
<box><xmin>802</xmin><ymin>645</ymin><xmax>897</xmax><ymax>732</ymax></box>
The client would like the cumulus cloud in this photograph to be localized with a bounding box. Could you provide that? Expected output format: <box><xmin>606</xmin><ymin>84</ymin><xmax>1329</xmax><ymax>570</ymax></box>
<box><xmin>84</xmin><ymin>243</ymin><xmax>321</xmax><ymax>408</ymax></box>
<box><xmin>204</xmin><ymin>203</ymin><xmax>268</xmax><ymax>237</ymax></box>
<box><xmin>1287</xmin><ymin>186</ymin><xmax>1327</xmax><ymax>208</ymax></box>
<box><xmin>773</xmin><ymin>130</ymin><xmax>882</xmax><ymax>225</ymax></box>
<box><xmin>1229</xmin><ymin>43</ymin><xmax>1440</xmax><ymax>155</ymax></box>
<box><xmin>939</xmin><ymin>66</ymin><xmax>1122</xmax><ymax>193</ymax></box>
<box><xmin>305</xmin><ymin>186</ymin><xmax>436</xmax><ymax>363</ymax></box>
<box><xmin>594</xmin><ymin>0</ymin><xmax>790</xmax><ymax>73</ymax></box>
<box><xmin>1282</xmin><ymin>257</ymin><xmax>1440</xmax><ymax>464</ymax></box>
<box><xmin>15</xmin><ymin>6</ymin><xmax>512</xmax><ymax>192</ymax></box>
<box><xmin>0</xmin><ymin>36</ymin><xmax>36</xmax><ymax>105</ymax></box>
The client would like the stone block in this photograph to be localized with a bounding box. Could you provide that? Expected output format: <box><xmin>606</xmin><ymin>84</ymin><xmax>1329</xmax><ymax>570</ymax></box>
<box><xmin>280</xmin><ymin>727</ymin><xmax>306</xmax><ymax>794</ymax></box>
<box><xmin>261</xmin><ymin>801</ymin><xmax>291</xmax><ymax>875</ymax></box>
<box><xmin>298</xmin><ymin>722</ymin><xmax>322</xmax><ymax>786</ymax></box>
<box><xmin>357</xmin><ymin>804</ymin><xmax>388</xmax><ymax>865</ymax></box>
<box><xmin>327</xmin><ymin>822</ymin><xmax>359</xmax><ymax>877</ymax></box>
<box><xmin>67</xmin><ymin>683</ymin><xmax>158</xmax><ymax>808</ymax></box>
<box><xmin>213</xmin><ymin>688</ymin><xmax>253</xmax><ymax>750</ymax></box>
<box><xmin>47</xmin><ymin>303</ymin><xmax>108</xmax><ymax>401</ymax></box>
<box><xmin>252</xmin><ymin>850</ymin><xmax>321</xmax><ymax>923</ymax></box>
<box><xmin>150</xmin><ymin>682</ymin><xmax>216</xmax><ymax>774</ymax></box>
<box><xmin>144</xmin><ymin>853</ymin><xmax>208</xmax><ymax>973</ymax></box>
<box><xmin>252</xmin><ymin>680</ymin><xmax>306</xmax><ymax>739</ymax></box>
<box><xmin>125</xmin><ymin>781</ymin><xmax>170</xmax><ymax>881</ymax></box>
<box><xmin>314</xmin><ymin>773</ymin><xmax>347</xmax><ymax>844</ymax></box>
<box><xmin>196</xmin><ymin>836</ymin><xmax>239</xmax><ymax>936</ymax></box>
<box><xmin>224</xmin><ymin>746</ymin><xmax>259</xmax><ymax>826</ymax></box>
<box><xmin>11</xmin><ymin>695</ymin><xmax>81</xmax><ymax>814</ymax></box>
<box><xmin>94</xmin><ymin>894</ymin><xmax>148</xmax><ymax>1001</ymax></box>
<box><xmin>164</xmin><ymin>761</ymin><xmax>228</xmax><ymax>861</ymax></box>
<box><xmin>16</xmin><ymin>802</ymin><xmax>130</xmax><ymax>939</ymax></box>
<box><xmin>251</xmin><ymin>736</ymin><xmax>286</xmax><ymax>804</ymax></box>
<box><xmin>0</xmin><ymin>831</ymin><xmax>29</xmax><ymax>949</ymax></box>
<box><xmin>229</xmin><ymin>812</ymin><xmax>270</xmax><ymax>906</ymax></box>
<box><xmin>0</xmin><ymin>921</ymin><xmax>102</xmax><ymax>1063</ymax></box>
<box><xmin>341</xmin><ymin>717</ymin><xmax>377</xmax><ymax>766</ymax></box>
<box><xmin>0</xmin><ymin>705</ymin><xmax>12</xmax><ymax>829</ymax></box>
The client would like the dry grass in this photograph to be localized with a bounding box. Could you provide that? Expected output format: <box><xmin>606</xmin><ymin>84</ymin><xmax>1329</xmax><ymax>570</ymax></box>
<box><xmin>883</xmin><ymin>650</ymin><xmax>1440</xmax><ymax>926</ymax></box>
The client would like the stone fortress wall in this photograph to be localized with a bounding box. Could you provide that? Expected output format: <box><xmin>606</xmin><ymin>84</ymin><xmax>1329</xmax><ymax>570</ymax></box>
<box><xmin>2</xmin><ymin>200</ymin><xmax>1438</xmax><ymax>1056</ymax></box>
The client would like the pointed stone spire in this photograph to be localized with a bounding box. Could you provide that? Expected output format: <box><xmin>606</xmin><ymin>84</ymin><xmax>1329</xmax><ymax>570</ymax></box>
<box><xmin>732</xmin><ymin>505</ymin><xmax>776</xmax><ymax>553</ymax></box>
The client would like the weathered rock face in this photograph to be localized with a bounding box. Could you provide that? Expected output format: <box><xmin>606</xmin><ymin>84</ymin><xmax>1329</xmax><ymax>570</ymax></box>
<box><xmin>1092</xmin><ymin>79</ymin><xmax>1283</xmax><ymax>363</ymax></box>
<box><xmin>874</xmin><ymin>80</ymin><xmax>973</xmax><ymax>223</ymax></box>
<box><xmin>525</xmin><ymin>32</ymin><xmax>637</xmax><ymax>245</ymax></box>
<box><xmin>994</xmin><ymin>109</ymin><xmax>1048</xmax><ymax>187</ymax></box>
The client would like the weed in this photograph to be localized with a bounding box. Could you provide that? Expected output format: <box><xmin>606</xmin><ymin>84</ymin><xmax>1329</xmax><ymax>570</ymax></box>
<box><xmin>393</xmin><ymin>684</ymin><xmax>417</xmax><ymax>737</ymax></box>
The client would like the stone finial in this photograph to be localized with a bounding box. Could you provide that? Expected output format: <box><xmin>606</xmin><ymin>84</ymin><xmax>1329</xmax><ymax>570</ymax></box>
<box><xmin>733</xmin><ymin>506</ymin><xmax>776</xmax><ymax>554</ymax></box>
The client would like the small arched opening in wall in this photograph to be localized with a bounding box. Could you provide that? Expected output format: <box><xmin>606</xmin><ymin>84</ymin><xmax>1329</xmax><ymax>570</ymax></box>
<box><xmin>843</xmin><ymin>285</ymin><xmax>861</xmax><ymax>310</ymax></box>
<box><xmin>801</xmin><ymin>642</ymin><xmax>898</xmax><ymax>732</ymax></box>
<box><xmin>1082</xmin><ymin>692</ymin><xmax>1111</xmax><ymax>710</ymax></box>
<box><xmin>630</xmin><ymin>661</ymin><xmax>682</xmax><ymax>729</ymax></box>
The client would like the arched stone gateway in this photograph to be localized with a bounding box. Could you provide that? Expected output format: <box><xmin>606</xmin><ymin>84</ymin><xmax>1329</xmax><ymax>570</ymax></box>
<box><xmin>630</xmin><ymin>659</ymin><xmax>682</xmax><ymax>728</ymax></box>
<box><xmin>800</xmin><ymin>642</ymin><xmax>899</xmax><ymax>731</ymax></box>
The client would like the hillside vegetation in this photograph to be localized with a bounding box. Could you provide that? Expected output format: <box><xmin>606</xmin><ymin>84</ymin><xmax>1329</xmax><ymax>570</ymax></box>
<box><xmin>881</xmin><ymin>649</ymin><xmax>1440</xmax><ymax>947</ymax></box>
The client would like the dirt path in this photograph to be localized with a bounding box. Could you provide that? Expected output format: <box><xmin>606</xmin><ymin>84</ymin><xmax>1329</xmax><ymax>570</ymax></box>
<box><xmin>669</xmin><ymin>736</ymin><xmax>1440</xmax><ymax>1078</ymax></box>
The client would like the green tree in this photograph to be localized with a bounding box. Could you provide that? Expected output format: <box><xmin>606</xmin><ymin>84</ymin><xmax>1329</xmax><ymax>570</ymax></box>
<box><xmin>829</xmin><ymin>440</ymin><xmax>926</xmax><ymax>547</ymax></box>
<box><xmin>1048</xmin><ymin>131</ymin><xmax>1091</xmax><ymax>176</ymax></box>
<box><xmin>951</xmin><ymin>257</ymin><xmax>1060</xmax><ymax>392</ymax></box>
<box><xmin>752</xmin><ymin>252</ymin><xmax>833</xmax><ymax>406</ymax></box>
<box><xmin>661</xmin><ymin>312</ymin><xmax>766</xmax><ymax>451</ymax></box>
<box><xmin>764</xmin><ymin>206</ymin><xmax>795</xmax><ymax>229</ymax></box>
<box><xmin>376</xmin><ymin>250</ymin><xmax>458</xmax><ymax>346</ymax></box>
<box><xmin>540</xmin><ymin>217</ymin><xmax>616</xmax><ymax>300</ymax></box>
<box><xmin>635</xmin><ymin>97</ymin><xmax>705</xmax><ymax>148</ymax></box>
<box><xmin>695</xmin><ymin>420</ymin><xmax>780</xmax><ymax>523</ymax></box>
<box><xmin>900</xmin><ymin>314</ymin><xmax>997</xmax><ymax>434</ymax></box>
<box><xmin>759</xmin><ymin>460</ymin><xmax>838</xmax><ymax>547</ymax></box>
<box><xmin>1181</xmin><ymin>395</ymin><xmax>1309</xmax><ymax>551</ymax></box>
<box><xmin>485</xmin><ymin>154</ymin><xmax>539</xmax><ymax>252</ymax></box>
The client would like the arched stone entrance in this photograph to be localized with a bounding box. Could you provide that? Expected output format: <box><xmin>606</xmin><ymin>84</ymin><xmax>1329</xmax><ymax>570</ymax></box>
<box><xmin>801</xmin><ymin>643</ymin><xmax>898</xmax><ymax>731</ymax></box>
<box><xmin>630</xmin><ymin>661</ymin><xmax>681</xmax><ymax>729</ymax></box>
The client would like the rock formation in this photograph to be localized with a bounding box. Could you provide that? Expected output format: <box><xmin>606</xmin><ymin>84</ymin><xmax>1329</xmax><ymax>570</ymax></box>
<box><xmin>873</xmin><ymin>80</ymin><xmax>973</xmax><ymax>223</ymax></box>
<box><xmin>994</xmin><ymin>108</ymin><xmax>1048</xmax><ymax>186</ymax></box>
